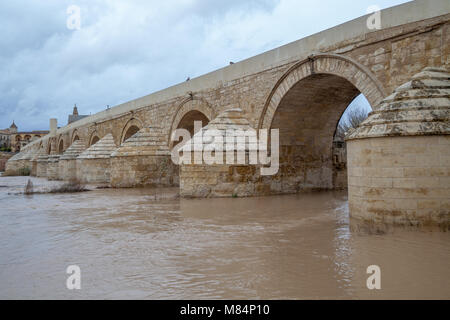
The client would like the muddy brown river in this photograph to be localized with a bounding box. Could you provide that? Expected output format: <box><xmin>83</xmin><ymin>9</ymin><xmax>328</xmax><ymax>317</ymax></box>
<box><xmin>0</xmin><ymin>176</ymin><xmax>449</xmax><ymax>299</ymax></box>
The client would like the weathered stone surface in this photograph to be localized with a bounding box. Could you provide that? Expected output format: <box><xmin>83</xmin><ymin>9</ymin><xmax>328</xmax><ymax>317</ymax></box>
<box><xmin>110</xmin><ymin>127</ymin><xmax>177</xmax><ymax>187</ymax></box>
<box><xmin>347</xmin><ymin>68</ymin><xmax>450</xmax><ymax>228</ymax></box>
<box><xmin>77</xmin><ymin>134</ymin><xmax>116</xmax><ymax>159</ymax></box>
<box><xmin>47</xmin><ymin>154</ymin><xmax>61</xmax><ymax>181</ymax></box>
<box><xmin>60</xmin><ymin>139</ymin><xmax>87</xmax><ymax>160</ymax></box>
<box><xmin>36</xmin><ymin>153</ymin><xmax>49</xmax><ymax>177</ymax></box>
<box><xmin>35</xmin><ymin>151</ymin><xmax>48</xmax><ymax>177</ymax></box>
<box><xmin>4</xmin><ymin>149</ymin><xmax>33</xmax><ymax>175</ymax></box>
<box><xmin>346</xmin><ymin>68</ymin><xmax>450</xmax><ymax>140</ymax></box>
<box><xmin>180</xmin><ymin>109</ymin><xmax>263</xmax><ymax>198</ymax></box>
<box><xmin>30</xmin><ymin>149</ymin><xmax>43</xmax><ymax>176</ymax></box>
<box><xmin>4</xmin><ymin>152</ymin><xmax>22</xmax><ymax>175</ymax></box>
<box><xmin>348</xmin><ymin>136</ymin><xmax>450</xmax><ymax>228</ymax></box>
<box><xmin>76</xmin><ymin>134</ymin><xmax>117</xmax><ymax>184</ymax></box>
<box><xmin>59</xmin><ymin>140</ymin><xmax>86</xmax><ymax>181</ymax></box>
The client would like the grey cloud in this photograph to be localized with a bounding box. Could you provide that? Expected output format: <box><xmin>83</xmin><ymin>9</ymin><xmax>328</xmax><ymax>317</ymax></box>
<box><xmin>0</xmin><ymin>0</ymin><xmax>409</xmax><ymax>131</ymax></box>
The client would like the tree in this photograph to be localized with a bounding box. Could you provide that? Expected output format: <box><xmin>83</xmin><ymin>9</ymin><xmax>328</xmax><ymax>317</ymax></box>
<box><xmin>335</xmin><ymin>104</ymin><xmax>370</xmax><ymax>141</ymax></box>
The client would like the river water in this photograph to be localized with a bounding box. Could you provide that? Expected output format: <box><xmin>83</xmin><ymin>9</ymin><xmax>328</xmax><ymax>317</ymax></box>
<box><xmin>0</xmin><ymin>176</ymin><xmax>449</xmax><ymax>300</ymax></box>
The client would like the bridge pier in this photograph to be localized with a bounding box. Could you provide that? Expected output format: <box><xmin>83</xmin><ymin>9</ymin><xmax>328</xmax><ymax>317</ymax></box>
<box><xmin>36</xmin><ymin>154</ymin><xmax>48</xmax><ymax>177</ymax></box>
<box><xmin>45</xmin><ymin>138</ymin><xmax>58</xmax><ymax>180</ymax></box>
<box><xmin>346</xmin><ymin>68</ymin><xmax>450</xmax><ymax>229</ymax></box>
<box><xmin>110</xmin><ymin>126</ymin><xmax>177</xmax><ymax>188</ymax></box>
<box><xmin>0</xmin><ymin>0</ymin><xmax>447</xmax><ymax>230</ymax></box>
<box><xmin>4</xmin><ymin>153</ymin><xmax>22</xmax><ymax>176</ymax></box>
<box><xmin>181</xmin><ymin>163</ymin><xmax>266</xmax><ymax>198</ymax></box>
<box><xmin>179</xmin><ymin>109</ymin><xmax>266</xmax><ymax>198</ymax></box>
<box><xmin>4</xmin><ymin>153</ymin><xmax>19</xmax><ymax>175</ymax></box>
<box><xmin>30</xmin><ymin>151</ymin><xmax>40</xmax><ymax>176</ymax></box>
<box><xmin>4</xmin><ymin>149</ymin><xmax>33</xmax><ymax>176</ymax></box>
<box><xmin>22</xmin><ymin>152</ymin><xmax>33</xmax><ymax>175</ymax></box>
<box><xmin>59</xmin><ymin>139</ymin><xmax>86</xmax><ymax>181</ymax></box>
<box><xmin>47</xmin><ymin>154</ymin><xmax>61</xmax><ymax>180</ymax></box>
<box><xmin>76</xmin><ymin>133</ymin><xmax>116</xmax><ymax>185</ymax></box>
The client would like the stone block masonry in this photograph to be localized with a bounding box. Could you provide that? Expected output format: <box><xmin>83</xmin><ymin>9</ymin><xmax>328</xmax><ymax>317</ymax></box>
<box><xmin>348</xmin><ymin>136</ymin><xmax>449</xmax><ymax>228</ymax></box>
<box><xmin>76</xmin><ymin>134</ymin><xmax>116</xmax><ymax>184</ymax></box>
<box><xmin>36</xmin><ymin>154</ymin><xmax>48</xmax><ymax>178</ymax></box>
<box><xmin>110</xmin><ymin>126</ymin><xmax>178</xmax><ymax>187</ymax></box>
<box><xmin>47</xmin><ymin>155</ymin><xmax>60</xmax><ymax>181</ymax></box>
<box><xmin>59</xmin><ymin>140</ymin><xmax>86</xmax><ymax>181</ymax></box>
<box><xmin>0</xmin><ymin>152</ymin><xmax>14</xmax><ymax>172</ymax></box>
<box><xmin>346</xmin><ymin>68</ymin><xmax>450</xmax><ymax>229</ymax></box>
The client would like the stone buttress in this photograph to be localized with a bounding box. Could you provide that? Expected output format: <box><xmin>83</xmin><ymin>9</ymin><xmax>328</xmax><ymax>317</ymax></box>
<box><xmin>36</xmin><ymin>151</ymin><xmax>49</xmax><ymax>177</ymax></box>
<box><xmin>47</xmin><ymin>153</ymin><xmax>61</xmax><ymax>180</ymax></box>
<box><xmin>76</xmin><ymin>134</ymin><xmax>117</xmax><ymax>184</ymax></box>
<box><xmin>346</xmin><ymin>67</ymin><xmax>450</xmax><ymax>229</ymax></box>
<box><xmin>179</xmin><ymin>108</ymin><xmax>266</xmax><ymax>198</ymax></box>
<box><xmin>5</xmin><ymin>149</ymin><xmax>33</xmax><ymax>175</ymax></box>
<box><xmin>30</xmin><ymin>147</ymin><xmax>46</xmax><ymax>176</ymax></box>
<box><xmin>110</xmin><ymin>126</ymin><xmax>177</xmax><ymax>188</ymax></box>
<box><xmin>59</xmin><ymin>140</ymin><xmax>86</xmax><ymax>181</ymax></box>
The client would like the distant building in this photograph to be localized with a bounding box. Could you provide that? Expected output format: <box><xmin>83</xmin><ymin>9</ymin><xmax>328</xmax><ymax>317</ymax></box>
<box><xmin>0</xmin><ymin>128</ymin><xmax>12</xmax><ymax>149</ymax></box>
<box><xmin>0</xmin><ymin>121</ymin><xmax>17</xmax><ymax>150</ymax></box>
<box><xmin>68</xmin><ymin>104</ymin><xmax>88</xmax><ymax>124</ymax></box>
<box><xmin>0</xmin><ymin>121</ymin><xmax>49</xmax><ymax>152</ymax></box>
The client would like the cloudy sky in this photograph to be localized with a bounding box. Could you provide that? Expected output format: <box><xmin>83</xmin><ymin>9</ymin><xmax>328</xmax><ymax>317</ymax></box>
<box><xmin>0</xmin><ymin>0</ymin><xmax>410</xmax><ymax>131</ymax></box>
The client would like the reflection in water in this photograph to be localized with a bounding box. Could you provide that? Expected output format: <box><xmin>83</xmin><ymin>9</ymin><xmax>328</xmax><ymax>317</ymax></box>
<box><xmin>0</xmin><ymin>176</ymin><xmax>449</xmax><ymax>299</ymax></box>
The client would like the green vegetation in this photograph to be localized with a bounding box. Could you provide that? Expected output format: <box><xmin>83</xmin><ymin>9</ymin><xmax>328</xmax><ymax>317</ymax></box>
<box><xmin>18</xmin><ymin>167</ymin><xmax>31</xmax><ymax>176</ymax></box>
<box><xmin>2</xmin><ymin>167</ymin><xmax>31</xmax><ymax>176</ymax></box>
<box><xmin>336</xmin><ymin>107</ymin><xmax>370</xmax><ymax>141</ymax></box>
<box><xmin>22</xmin><ymin>180</ymin><xmax>89</xmax><ymax>195</ymax></box>
<box><xmin>48</xmin><ymin>181</ymin><xmax>88</xmax><ymax>193</ymax></box>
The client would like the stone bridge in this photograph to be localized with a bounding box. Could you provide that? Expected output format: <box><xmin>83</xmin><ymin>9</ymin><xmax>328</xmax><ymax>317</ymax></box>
<box><xmin>6</xmin><ymin>0</ymin><xmax>450</xmax><ymax>228</ymax></box>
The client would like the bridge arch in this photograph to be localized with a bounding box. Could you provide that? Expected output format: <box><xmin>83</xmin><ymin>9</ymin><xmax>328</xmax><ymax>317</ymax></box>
<box><xmin>258</xmin><ymin>53</ymin><xmax>386</xmax><ymax>192</ymax></box>
<box><xmin>168</xmin><ymin>97</ymin><xmax>215</xmax><ymax>148</ymax></box>
<box><xmin>46</xmin><ymin>139</ymin><xmax>53</xmax><ymax>155</ymax></box>
<box><xmin>120</xmin><ymin>117</ymin><xmax>143</xmax><ymax>144</ymax></box>
<box><xmin>88</xmin><ymin>131</ymin><xmax>100</xmax><ymax>147</ymax></box>
<box><xmin>259</xmin><ymin>53</ymin><xmax>386</xmax><ymax>130</ymax></box>
<box><xmin>71</xmin><ymin>129</ymin><xmax>81</xmax><ymax>144</ymax></box>
<box><xmin>57</xmin><ymin>137</ymin><xmax>65</xmax><ymax>154</ymax></box>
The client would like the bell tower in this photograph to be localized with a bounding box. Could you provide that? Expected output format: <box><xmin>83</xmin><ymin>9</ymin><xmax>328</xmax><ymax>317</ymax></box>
<box><xmin>9</xmin><ymin>120</ymin><xmax>17</xmax><ymax>133</ymax></box>
<box><xmin>73</xmin><ymin>104</ymin><xmax>79</xmax><ymax>116</ymax></box>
